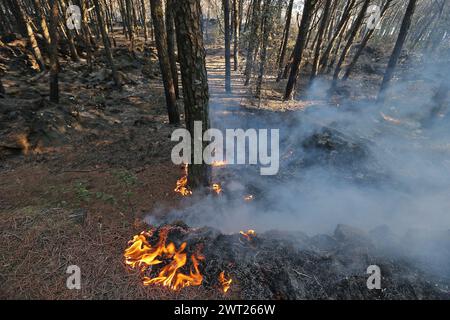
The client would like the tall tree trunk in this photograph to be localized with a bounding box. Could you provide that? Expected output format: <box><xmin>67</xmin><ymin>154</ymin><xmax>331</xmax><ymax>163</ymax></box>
<box><xmin>319</xmin><ymin>0</ymin><xmax>355</xmax><ymax>73</ymax></box>
<box><xmin>331</xmin><ymin>0</ymin><xmax>370</xmax><ymax>85</ymax></box>
<box><xmin>243</xmin><ymin>0</ymin><xmax>262</xmax><ymax>86</ymax></box>
<box><xmin>48</xmin><ymin>0</ymin><xmax>59</xmax><ymax>103</ymax></box>
<box><xmin>276</xmin><ymin>0</ymin><xmax>294</xmax><ymax>82</ymax></box>
<box><xmin>378</xmin><ymin>0</ymin><xmax>417</xmax><ymax>103</ymax></box>
<box><xmin>173</xmin><ymin>0</ymin><xmax>211</xmax><ymax>189</ymax></box>
<box><xmin>32</xmin><ymin>0</ymin><xmax>51</xmax><ymax>51</ymax></box>
<box><xmin>125</xmin><ymin>0</ymin><xmax>135</xmax><ymax>52</ymax></box>
<box><xmin>93</xmin><ymin>0</ymin><xmax>121</xmax><ymax>88</ymax></box>
<box><xmin>224</xmin><ymin>0</ymin><xmax>232</xmax><ymax>92</ymax></box>
<box><xmin>343</xmin><ymin>0</ymin><xmax>392</xmax><ymax>80</ymax></box>
<box><xmin>165</xmin><ymin>0</ymin><xmax>179</xmax><ymax>98</ymax></box>
<box><xmin>6</xmin><ymin>0</ymin><xmax>28</xmax><ymax>37</ymax></box>
<box><xmin>255</xmin><ymin>0</ymin><xmax>273</xmax><ymax>99</ymax></box>
<box><xmin>10</xmin><ymin>0</ymin><xmax>46</xmax><ymax>71</ymax></box>
<box><xmin>283</xmin><ymin>0</ymin><xmax>316</xmax><ymax>100</ymax></box>
<box><xmin>150</xmin><ymin>0</ymin><xmax>180</xmax><ymax>124</ymax></box>
<box><xmin>232</xmin><ymin>0</ymin><xmax>239</xmax><ymax>71</ymax></box>
<box><xmin>140</xmin><ymin>0</ymin><xmax>148</xmax><ymax>41</ymax></box>
<box><xmin>0</xmin><ymin>77</ymin><xmax>5</xmax><ymax>96</ymax></box>
<box><xmin>309</xmin><ymin>0</ymin><xmax>332</xmax><ymax>82</ymax></box>
<box><xmin>58</xmin><ymin>0</ymin><xmax>80</xmax><ymax>62</ymax></box>
<box><xmin>78</xmin><ymin>0</ymin><xmax>93</xmax><ymax>70</ymax></box>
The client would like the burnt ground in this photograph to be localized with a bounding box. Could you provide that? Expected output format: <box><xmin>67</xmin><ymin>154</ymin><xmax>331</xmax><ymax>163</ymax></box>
<box><xmin>1</xmin><ymin>36</ymin><xmax>449</xmax><ymax>299</ymax></box>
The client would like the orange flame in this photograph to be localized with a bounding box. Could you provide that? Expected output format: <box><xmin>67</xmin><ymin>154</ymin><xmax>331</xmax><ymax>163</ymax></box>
<box><xmin>124</xmin><ymin>229</ymin><xmax>203</xmax><ymax>290</ymax></box>
<box><xmin>239</xmin><ymin>229</ymin><xmax>256</xmax><ymax>241</ymax></box>
<box><xmin>212</xmin><ymin>160</ymin><xmax>227</xmax><ymax>167</ymax></box>
<box><xmin>212</xmin><ymin>183</ymin><xmax>222</xmax><ymax>195</ymax></box>
<box><xmin>219</xmin><ymin>271</ymin><xmax>232</xmax><ymax>293</ymax></box>
<box><xmin>244</xmin><ymin>195</ymin><xmax>254</xmax><ymax>201</ymax></box>
<box><xmin>17</xmin><ymin>134</ymin><xmax>31</xmax><ymax>155</ymax></box>
<box><xmin>174</xmin><ymin>164</ymin><xmax>192</xmax><ymax>196</ymax></box>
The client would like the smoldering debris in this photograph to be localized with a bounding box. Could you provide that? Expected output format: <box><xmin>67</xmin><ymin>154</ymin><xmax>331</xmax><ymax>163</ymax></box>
<box><xmin>130</xmin><ymin>223</ymin><xmax>450</xmax><ymax>299</ymax></box>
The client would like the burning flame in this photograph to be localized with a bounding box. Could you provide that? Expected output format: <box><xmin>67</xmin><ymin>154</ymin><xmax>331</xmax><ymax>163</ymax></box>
<box><xmin>212</xmin><ymin>183</ymin><xmax>222</xmax><ymax>195</ymax></box>
<box><xmin>244</xmin><ymin>195</ymin><xmax>254</xmax><ymax>201</ymax></box>
<box><xmin>240</xmin><ymin>229</ymin><xmax>256</xmax><ymax>241</ymax></box>
<box><xmin>380</xmin><ymin>112</ymin><xmax>401</xmax><ymax>125</ymax></box>
<box><xmin>219</xmin><ymin>271</ymin><xmax>232</xmax><ymax>293</ymax></box>
<box><xmin>174</xmin><ymin>164</ymin><xmax>192</xmax><ymax>196</ymax></box>
<box><xmin>124</xmin><ymin>228</ymin><xmax>203</xmax><ymax>291</ymax></box>
<box><xmin>17</xmin><ymin>134</ymin><xmax>31</xmax><ymax>155</ymax></box>
<box><xmin>212</xmin><ymin>160</ymin><xmax>227</xmax><ymax>167</ymax></box>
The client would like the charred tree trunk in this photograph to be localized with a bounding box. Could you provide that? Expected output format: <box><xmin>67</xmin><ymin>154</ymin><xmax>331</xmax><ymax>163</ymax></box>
<box><xmin>173</xmin><ymin>0</ymin><xmax>211</xmax><ymax>189</ymax></box>
<box><xmin>378</xmin><ymin>0</ymin><xmax>417</xmax><ymax>103</ymax></box>
<box><xmin>10</xmin><ymin>0</ymin><xmax>46</xmax><ymax>71</ymax></box>
<box><xmin>78</xmin><ymin>0</ymin><xmax>93</xmax><ymax>70</ymax></box>
<box><xmin>343</xmin><ymin>0</ymin><xmax>392</xmax><ymax>80</ymax></box>
<box><xmin>0</xmin><ymin>77</ymin><xmax>5</xmax><ymax>96</ymax></box>
<box><xmin>309</xmin><ymin>0</ymin><xmax>332</xmax><ymax>83</ymax></box>
<box><xmin>255</xmin><ymin>0</ymin><xmax>273</xmax><ymax>99</ymax></box>
<box><xmin>125</xmin><ymin>0</ymin><xmax>135</xmax><ymax>53</ymax></box>
<box><xmin>283</xmin><ymin>0</ymin><xmax>316</xmax><ymax>101</ymax></box>
<box><xmin>59</xmin><ymin>0</ymin><xmax>81</xmax><ymax>62</ymax></box>
<box><xmin>331</xmin><ymin>0</ymin><xmax>370</xmax><ymax>85</ymax></box>
<box><xmin>140</xmin><ymin>0</ymin><xmax>148</xmax><ymax>42</ymax></box>
<box><xmin>48</xmin><ymin>0</ymin><xmax>59</xmax><ymax>103</ymax></box>
<box><xmin>165</xmin><ymin>0</ymin><xmax>179</xmax><ymax>99</ymax></box>
<box><xmin>244</xmin><ymin>0</ymin><xmax>262</xmax><ymax>86</ymax></box>
<box><xmin>319</xmin><ymin>0</ymin><xmax>355</xmax><ymax>73</ymax></box>
<box><xmin>276</xmin><ymin>0</ymin><xmax>294</xmax><ymax>82</ymax></box>
<box><xmin>32</xmin><ymin>0</ymin><xmax>51</xmax><ymax>52</ymax></box>
<box><xmin>150</xmin><ymin>0</ymin><xmax>180</xmax><ymax>124</ymax></box>
<box><xmin>224</xmin><ymin>0</ymin><xmax>232</xmax><ymax>93</ymax></box>
<box><xmin>93</xmin><ymin>0</ymin><xmax>121</xmax><ymax>88</ymax></box>
<box><xmin>232</xmin><ymin>0</ymin><xmax>240</xmax><ymax>71</ymax></box>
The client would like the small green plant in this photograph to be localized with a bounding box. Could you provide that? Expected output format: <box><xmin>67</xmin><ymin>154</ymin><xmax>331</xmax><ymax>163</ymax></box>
<box><xmin>74</xmin><ymin>181</ymin><xmax>91</xmax><ymax>203</ymax></box>
<box><xmin>113</xmin><ymin>169</ymin><xmax>138</xmax><ymax>211</ymax></box>
<box><xmin>95</xmin><ymin>192</ymin><xmax>117</xmax><ymax>205</ymax></box>
<box><xmin>113</xmin><ymin>170</ymin><xmax>138</xmax><ymax>188</ymax></box>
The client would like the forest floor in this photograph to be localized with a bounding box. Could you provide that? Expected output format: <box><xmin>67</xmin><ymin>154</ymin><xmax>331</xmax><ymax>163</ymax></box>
<box><xmin>0</xmin><ymin>37</ymin><xmax>278</xmax><ymax>299</ymax></box>
<box><xmin>1</xmin><ymin>35</ymin><xmax>448</xmax><ymax>299</ymax></box>
<box><xmin>0</xmin><ymin>36</ymin><xmax>204</xmax><ymax>299</ymax></box>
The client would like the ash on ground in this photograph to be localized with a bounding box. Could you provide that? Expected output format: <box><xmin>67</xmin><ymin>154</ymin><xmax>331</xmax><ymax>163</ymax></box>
<box><xmin>139</xmin><ymin>223</ymin><xmax>450</xmax><ymax>299</ymax></box>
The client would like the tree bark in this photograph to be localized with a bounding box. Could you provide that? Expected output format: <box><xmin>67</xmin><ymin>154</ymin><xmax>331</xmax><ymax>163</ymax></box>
<box><xmin>150</xmin><ymin>0</ymin><xmax>180</xmax><ymax>124</ymax></box>
<box><xmin>173</xmin><ymin>0</ymin><xmax>211</xmax><ymax>189</ymax></box>
<box><xmin>0</xmin><ymin>77</ymin><xmax>5</xmax><ymax>96</ymax></box>
<box><xmin>10</xmin><ymin>0</ymin><xmax>46</xmax><ymax>71</ymax></box>
<box><xmin>140</xmin><ymin>0</ymin><xmax>148</xmax><ymax>41</ymax></box>
<box><xmin>224</xmin><ymin>0</ymin><xmax>232</xmax><ymax>92</ymax></box>
<box><xmin>343</xmin><ymin>0</ymin><xmax>392</xmax><ymax>80</ymax></box>
<box><xmin>244</xmin><ymin>0</ymin><xmax>262</xmax><ymax>86</ymax></box>
<box><xmin>165</xmin><ymin>0</ymin><xmax>179</xmax><ymax>98</ymax></box>
<box><xmin>255</xmin><ymin>0</ymin><xmax>273</xmax><ymax>99</ymax></box>
<box><xmin>232</xmin><ymin>0</ymin><xmax>240</xmax><ymax>71</ymax></box>
<box><xmin>319</xmin><ymin>0</ymin><xmax>355</xmax><ymax>73</ymax></box>
<box><xmin>283</xmin><ymin>0</ymin><xmax>316</xmax><ymax>100</ymax></box>
<box><xmin>331</xmin><ymin>0</ymin><xmax>370</xmax><ymax>85</ymax></box>
<box><xmin>276</xmin><ymin>0</ymin><xmax>294</xmax><ymax>82</ymax></box>
<box><xmin>93</xmin><ymin>0</ymin><xmax>121</xmax><ymax>88</ymax></box>
<box><xmin>309</xmin><ymin>0</ymin><xmax>332</xmax><ymax>83</ymax></box>
<box><xmin>48</xmin><ymin>0</ymin><xmax>59</xmax><ymax>103</ymax></box>
<box><xmin>378</xmin><ymin>0</ymin><xmax>417</xmax><ymax>103</ymax></box>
